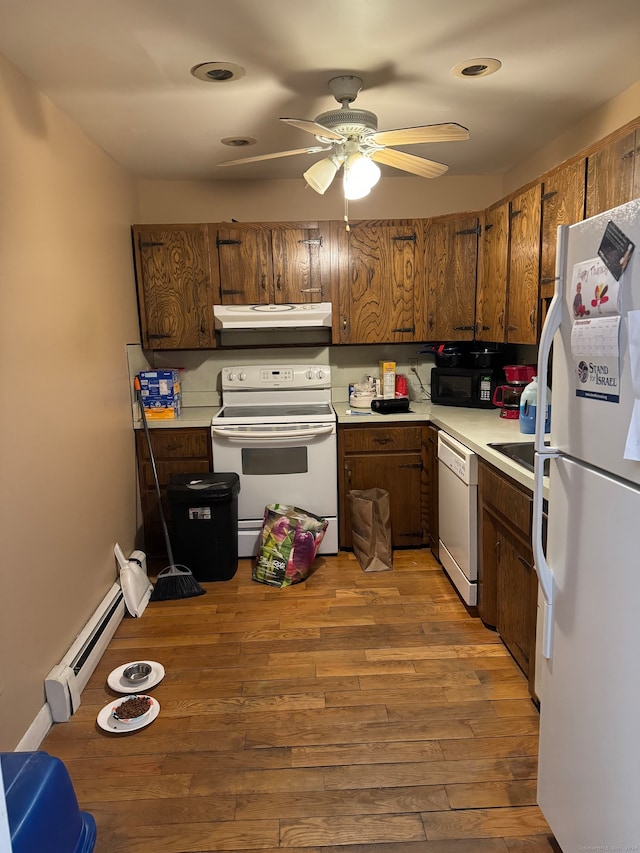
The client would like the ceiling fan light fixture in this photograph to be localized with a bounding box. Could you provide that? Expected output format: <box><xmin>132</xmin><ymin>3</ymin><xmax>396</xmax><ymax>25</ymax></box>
<box><xmin>303</xmin><ymin>156</ymin><xmax>340</xmax><ymax>195</ymax></box>
<box><xmin>343</xmin><ymin>152</ymin><xmax>381</xmax><ymax>200</ymax></box>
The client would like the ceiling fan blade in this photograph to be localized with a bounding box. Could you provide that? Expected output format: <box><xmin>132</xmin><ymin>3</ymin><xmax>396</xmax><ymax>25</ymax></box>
<box><xmin>370</xmin><ymin>122</ymin><xmax>470</xmax><ymax>146</ymax></box>
<box><xmin>370</xmin><ymin>148</ymin><xmax>449</xmax><ymax>179</ymax></box>
<box><xmin>218</xmin><ymin>146</ymin><xmax>331</xmax><ymax>167</ymax></box>
<box><xmin>280</xmin><ymin>117</ymin><xmax>346</xmax><ymax>141</ymax></box>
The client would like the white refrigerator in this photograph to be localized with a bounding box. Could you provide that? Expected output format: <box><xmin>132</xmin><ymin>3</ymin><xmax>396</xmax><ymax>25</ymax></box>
<box><xmin>533</xmin><ymin>198</ymin><xmax>640</xmax><ymax>851</ymax></box>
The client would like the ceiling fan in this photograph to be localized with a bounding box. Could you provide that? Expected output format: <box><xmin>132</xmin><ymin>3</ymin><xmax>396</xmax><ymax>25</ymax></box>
<box><xmin>218</xmin><ymin>75</ymin><xmax>470</xmax><ymax>198</ymax></box>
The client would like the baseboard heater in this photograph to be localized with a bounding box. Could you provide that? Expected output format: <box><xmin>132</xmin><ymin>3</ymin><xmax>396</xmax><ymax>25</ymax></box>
<box><xmin>45</xmin><ymin>582</ymin><xmax>125</xmax><ymax>722</ymax></box>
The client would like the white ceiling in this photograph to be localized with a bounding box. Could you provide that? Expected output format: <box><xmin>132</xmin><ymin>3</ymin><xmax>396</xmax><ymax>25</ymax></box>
<box><xmin>1</xmin><ymin>0</ymin><xmax>640</xmax><ymax>183</ymax></box>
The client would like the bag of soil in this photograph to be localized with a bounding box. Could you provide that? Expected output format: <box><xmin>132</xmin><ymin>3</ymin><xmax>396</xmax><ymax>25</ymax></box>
<box><xmin>349</xmin><ymin>487</ymin><xmax>393</xmax><ymax>572</ymax></box>
<box><xmin>253</xmin><ymin>504</ymin><xmax>328</xmax><ymax>587</ymax></box>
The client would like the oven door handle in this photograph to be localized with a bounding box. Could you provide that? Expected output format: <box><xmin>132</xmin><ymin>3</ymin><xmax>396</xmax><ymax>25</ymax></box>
<box><xmin>211</xmin><ymin>424</ymin><xmax>335</xmax><ymax>442</ymax></box>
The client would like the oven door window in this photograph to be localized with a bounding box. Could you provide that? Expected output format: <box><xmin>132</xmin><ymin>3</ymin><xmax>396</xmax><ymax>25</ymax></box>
<box><xmin>242</xmin><ymin>445</ymin><xmax>308</xmax><ymax>475</ymax></box>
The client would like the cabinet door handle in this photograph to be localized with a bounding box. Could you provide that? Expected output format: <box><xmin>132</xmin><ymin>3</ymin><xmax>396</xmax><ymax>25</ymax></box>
<box><xmin>540</xmin><ymin>277</ymin><xmax>558</xmax><ymax>284</ymax></box>
<box><xmin>261</xmin><ymin>273</ymin><xmax>267</xmax><ymax>292</ymax></box>
<box><xmin>622</xmin><ymin>147</ymin><xmax>640</xmax><ymax>161</ymax></box>
<box><xmin>148</xmin><ymin>333</ymin><xmax>171</xmax><ymax>339</ymax></box>
<box><xmin>374</xmin><ymin>437</ymin><xmax>393</xmax><ymax>444</ymax></box>
<box><xmin>542</xmin><ymin>190</ymin><xmax>558</xmax><ymax>202</ymax></box>
<box><xmin>298</xmin><ymin>237</ymin><xmax>323</xmax><ymax>246</ymax></box>
<box><xmin>276</xmin><ymin>273</ymin><xmax>282</xmax><ymax>291</ymax></box>
<box><xmin>393</xmin><ymin>326</ymin><xmax>415</xmax><ymax>333</ymax></box>
<box><xmin>507</xmin><ymin>324</ymin><xmax>518</xmax><ymax>331</ymax></box>
<box><xmin>300</xmin><ymin>287</ymin><xmax>323</xmax><ymax>293</ymax></box>
<box><xmin>518</xmin><ymin>555</ymin><xmax>533</xmax><ymax>571</ymax></box>
<box><xmin>453</xmin><ymin>325</ymin><xmax>475</xmax><ymax>331</ymax></box>
<box><xmin>399</xmin><ymin>462</ymin><xmax>423</xmax><ymax>470</ymax></box>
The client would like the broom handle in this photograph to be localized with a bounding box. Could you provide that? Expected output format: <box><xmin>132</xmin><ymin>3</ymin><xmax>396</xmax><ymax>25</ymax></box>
<box><xmin>134</xmin><ymin>378</ymin><xmax>177</xmax><ymax>567</ymax></box>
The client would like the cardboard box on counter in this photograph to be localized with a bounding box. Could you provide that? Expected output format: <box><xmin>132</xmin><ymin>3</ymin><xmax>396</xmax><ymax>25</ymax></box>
<box><xmin>138</xmin><ymin>369</ymin><xmax>181</xmax><ymax>399</ymax></box>
<box><xmin>379</xmin><ymin>361</ymin><xmax>396</xmax><ymax>400</ymax></box>
<box><xmin>142</xmin><ymin>397</ymin><xmax>182</xmax><ymax>419</ymax></box>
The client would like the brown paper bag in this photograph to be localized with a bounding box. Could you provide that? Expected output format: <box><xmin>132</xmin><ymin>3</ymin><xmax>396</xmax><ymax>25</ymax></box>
<box><xmin>349</xmin><ymin>488</ymin><xmax>393</xmax><ymax>572</ymax></box>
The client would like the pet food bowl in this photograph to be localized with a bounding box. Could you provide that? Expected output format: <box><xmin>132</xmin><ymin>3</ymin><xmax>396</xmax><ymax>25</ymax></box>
<box><xmin>122</xmin><ymin>662</ymin><xmax>152</xmax><ymax>684</ymax></box>
<box><xmin>112</xmin><ymin>695</ymin><xmax>152</xmax><ymax>725</ymax></box>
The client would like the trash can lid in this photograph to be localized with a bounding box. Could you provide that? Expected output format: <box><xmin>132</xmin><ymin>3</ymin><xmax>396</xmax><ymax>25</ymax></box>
<box><xmin>167</xmin><ymin>472</ymin><xmax>240</xmax><ymax>499</ymax></box>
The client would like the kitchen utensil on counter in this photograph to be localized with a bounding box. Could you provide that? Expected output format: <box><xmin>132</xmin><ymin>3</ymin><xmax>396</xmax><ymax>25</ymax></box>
<box><xmin>469</xmin><ymin>346</ymin><xmax>504</xmax><ymax>368</ymax></box>
<box><xmin>503</xmin><ymin>364</ymin><xmax>536</xmax><ymax>384</ymax></box>
<box><xmin>492</xmin><ymin>383</ymin><xmax>525</xmax><ymax>419</ymax></box>
<box><xmin>420</xmin><ymin>342</ymin><xmax>471</xmax><ymax>368</ymax></box>
<box><xmin>134</xmin><ymin>377</ymin><xmax>206</xmax><ymax>602</ymax></box>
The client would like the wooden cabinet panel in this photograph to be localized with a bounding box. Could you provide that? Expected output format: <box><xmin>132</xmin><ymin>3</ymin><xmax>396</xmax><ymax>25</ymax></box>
<box><xmin>215</xmin><ymin>222</ymin><xmax>331</xmax><ymax>305</ymax></box>
<box><xmin>478</xmin><ymin>460</ymin><xmax>538</xmax><ymax>693</ymax></box>
<box><xmin>479</xmin><ymin>462</ymin><xmax>532</xmax><ymax>538</ymax></box>
<box><xmin>507</xmin><ymin>184</ymin><xmax>542</xmax><ymax>345</ymax></box>
<box><xmin>476</xmin><ymin>203</ymin><xmax>509</xmax><ymax>342</ymax></box>
<box><xmin>334</xmin><ymin>220</ymin><xmax>421</xmax><ymax>344</ymax></box>
<box><xmin>540</xmin><ymin>160</ymin><xmax>586</xmax><ymax>298</ymax></box>
<box><xmin>496</xmin><ymin>524</ymin><xmax>537</xmax><ymax>676</ymax></box>
<box><xmin>132</xmin><ymin>225</ymin><xmax>216</xmax><ymax>350</ymax></box>
<box><xmin>270</xmin><ymin>225</ymin><xmax>329</xmax><ymax>303</ymax></box>
<box><xmin>425</xmin><ymin>215</ymin><xmax>478</xmax><ymax>341</ymax></box>
<box><xmin>586</xmin><ymin>129</ymin><xmax>640</xmax><ymax>218</ymax></box>
<box><xmin>338</xmin><ymin>424</ymin><xmax>427</xmax><ymax>549</ymax></box>
<box><xmin>425</xmin><ymin>424</ymin><xmax>439</xmax><ymax>555</ymax></box>
<box><xmin>341</xmin><ymin>426</ymin><xmax>421</xmax><ymax>453</ymax></box>
<box><xmin>135</xmin><ymin>427</ymin><xmax>213</xmax><ymax>561</ymax></box>
<box><xmin>343</xmin><ymin>453</ymin><xmax>423</xmax><ymax>548</ymax></box>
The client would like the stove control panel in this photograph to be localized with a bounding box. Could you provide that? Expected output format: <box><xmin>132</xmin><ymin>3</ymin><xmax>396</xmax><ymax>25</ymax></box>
<box><xmin>222</xmin><ymin>364</ymin><xmax>331</xmax><ymax>390</ymax></box>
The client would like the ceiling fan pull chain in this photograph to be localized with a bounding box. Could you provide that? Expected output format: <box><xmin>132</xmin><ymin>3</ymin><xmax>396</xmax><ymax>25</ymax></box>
<box><xmin>344</xmin><ymin>196</ymin><xmax>350</xmax><ymax>232</ymax></box>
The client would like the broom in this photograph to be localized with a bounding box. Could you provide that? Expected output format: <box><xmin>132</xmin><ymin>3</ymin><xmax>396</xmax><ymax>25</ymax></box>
<box><xmin>134</xmin><ymin>377</ymin><xmax>206</xmax><ymax>602</ymax></box>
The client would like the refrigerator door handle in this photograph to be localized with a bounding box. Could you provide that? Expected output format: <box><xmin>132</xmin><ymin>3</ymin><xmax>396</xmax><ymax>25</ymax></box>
<box><xmin>533</xmin><ymin>451</ymin><xmax>557</xmax><ymax>659</ymax></box>
<box><xmin>532</xmin><ymin>223</ymin><xmax>568</xmax><ymax>659</ymax></box>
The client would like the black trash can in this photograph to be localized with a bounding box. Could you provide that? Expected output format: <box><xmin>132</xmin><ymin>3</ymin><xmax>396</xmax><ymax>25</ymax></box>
<box><xmin>167</xmin><ymin>472</ymin><xmax>240</xmax><ymax>582</ymax></box>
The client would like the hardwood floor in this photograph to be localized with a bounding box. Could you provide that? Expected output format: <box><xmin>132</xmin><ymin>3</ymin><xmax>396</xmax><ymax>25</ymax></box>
<box><xmin>42</xmin><ymin>549</ymin><xmax>558</xmax><ymax>853</ymax></box>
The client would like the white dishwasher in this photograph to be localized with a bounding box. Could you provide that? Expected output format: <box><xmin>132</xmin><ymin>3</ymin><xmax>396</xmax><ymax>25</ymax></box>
<box><xmin>437</xmin><ymin>431</ymin><xmax>478</xmax><ymax>606</ymax></box>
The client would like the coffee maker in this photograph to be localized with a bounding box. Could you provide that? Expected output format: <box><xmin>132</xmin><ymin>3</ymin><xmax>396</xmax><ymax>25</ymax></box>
<box><xmin>492</xmin><ymin>365</ymin><xmax>537</xmax><ymax>419</ymax></box>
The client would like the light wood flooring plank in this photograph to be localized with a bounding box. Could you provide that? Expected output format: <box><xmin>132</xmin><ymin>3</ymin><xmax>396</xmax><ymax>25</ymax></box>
<box><xmin>39</xmin><ymin>549</ymin><xmax>553</xmax><ymax>853</ymax></box>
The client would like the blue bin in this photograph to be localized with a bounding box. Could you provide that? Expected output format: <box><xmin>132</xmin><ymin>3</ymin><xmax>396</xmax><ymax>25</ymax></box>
<box><xmin>2</xmin><ymin>751</ymin><xmax>96</xmax><ymax>853</ymax></box>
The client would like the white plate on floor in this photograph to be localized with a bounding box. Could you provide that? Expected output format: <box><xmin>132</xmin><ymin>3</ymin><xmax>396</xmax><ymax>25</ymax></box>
<box><xmin>107</xmin><ymin>660</ymin><xmax>165</xmax><ymax>694</ymax></box>
<box><xmin>97</xmin><ymin>695</ymin><xmax>160</xmax><ymax>733</ymax></box>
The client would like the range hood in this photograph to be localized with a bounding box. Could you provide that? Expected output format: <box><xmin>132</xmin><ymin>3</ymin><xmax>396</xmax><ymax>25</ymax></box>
<box><xmin>213</xmin><ymin>302</ymin><xmax>332</xmax><ymax>330</ymax></box>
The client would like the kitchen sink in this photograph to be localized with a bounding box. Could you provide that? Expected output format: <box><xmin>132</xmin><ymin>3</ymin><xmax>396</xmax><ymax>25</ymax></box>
<box><xmin>488</xmin><ymin>441</ymin><xmax>550</xmax><ymax>475</ymax></box>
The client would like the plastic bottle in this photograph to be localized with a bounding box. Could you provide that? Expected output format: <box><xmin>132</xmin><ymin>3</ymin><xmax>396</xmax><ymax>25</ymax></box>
<box><xmin>519</xmin><ymin>376</ymin><xmax>551</xmax><ymax>434</ymax></box>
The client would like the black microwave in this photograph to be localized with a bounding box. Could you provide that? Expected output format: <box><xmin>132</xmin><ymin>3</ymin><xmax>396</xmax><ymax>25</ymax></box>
<box><xmin>430</xmin><ymin>367</ymin><xmax>500</xmax><ymax>408</ymax></box>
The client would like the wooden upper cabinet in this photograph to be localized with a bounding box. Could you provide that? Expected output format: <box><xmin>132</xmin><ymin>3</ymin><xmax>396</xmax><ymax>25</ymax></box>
<box><xmin>132</xmin><ymin>225</ymin><xmax>216</xmax><ymax>350</ymax></box>
<box><xmin>540</xmin><ymin>159</ymin><xmax>586</xmax><ymax>298</ymax></box>
<box><xmin>507</xmin><ymin>184</ymin><xmax>542</xmax><ymax>345</ymax></box>
<box><xmin>424</xmin><ymin>215</ymin><xmax>478</xmax><ymax>341</ymax></box>
<box><xmin>214</xmin><ymin>222</ymin><xmax>330</xmax><ymax>305</ymax></box>
<box><xmin>476</xmin><ymin>203</ymin><xmax>509</xmax><ymax>342</ymax></box>
<box><xmin>586</xmin><ymin>129</ymin><xmax>640</xmax><ymax>218</ymax></box>
<box><xmin>334</xmin><ymin>220</ymin><xmax>422</xmax><ymax>344</ymax></box>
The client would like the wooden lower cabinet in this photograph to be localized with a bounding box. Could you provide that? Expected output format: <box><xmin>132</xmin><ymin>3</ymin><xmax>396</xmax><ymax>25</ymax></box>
<box><xmin>135</xmin><ymin>427</ymin><xmax>213</xmax><ymax>561</ymax></box>
<box><xmin>478</xmin><ymin>460</ymin><xmax>538</xmax><ymax>698</ymax></box>
<box><xmin>425</xmin><ymin>424</ymin><xmax>439</xmax><ymax>554</ymax></box>
<box><xmin>338</xmin><ymin>424</ymin><xmax>427</xmax><ymax>549</ymax></box>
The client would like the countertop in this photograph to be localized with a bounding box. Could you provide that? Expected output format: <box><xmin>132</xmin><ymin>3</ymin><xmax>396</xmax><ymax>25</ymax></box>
<box><xmin>136</xmin><ymin>401</ymin><xmax>545</xmax><ymax>495</ymax></box>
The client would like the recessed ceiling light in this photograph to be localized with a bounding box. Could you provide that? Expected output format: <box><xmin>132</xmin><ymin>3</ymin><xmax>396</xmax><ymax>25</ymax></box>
<box><xmin>221</xmin><ymin>137</ymin><xmax>257</xmax><ymax>147</ymax></box>
<box><xmin>451</xmin><ymin>58</ymin><xmax>502</xmax><ymax>79</ymax></box>
<box><xmin>190</xmin><ymin>62</ymin><xmax>246</xmax><ymax>83</ymax></box>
